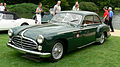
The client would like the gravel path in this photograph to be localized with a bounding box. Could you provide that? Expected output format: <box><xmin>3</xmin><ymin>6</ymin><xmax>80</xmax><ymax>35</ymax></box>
<box><xmin>111</xmin><ymin>30</ymin><xmax>120</xmax><ymax>37</ymax></box>
<box><xmin>112</xmin><ymin>11</ymin><xmax>120</xmax><ymax>29</ymax></box>
<box><xmin>109</xmin><ymin>11</ymin><xmax>120</xmax><ymax>37</ymax></box>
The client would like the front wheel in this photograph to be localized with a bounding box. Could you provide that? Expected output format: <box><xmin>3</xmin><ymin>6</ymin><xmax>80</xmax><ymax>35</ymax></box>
<box><xmin>98</xmin><ymin>33</ymin><xmax>105</xmax><ymax>44</ymax></box>
<box><xmin>50</xmin><ymin>41</ymin><xmax>64</xmax><ymax>62</ymax></box>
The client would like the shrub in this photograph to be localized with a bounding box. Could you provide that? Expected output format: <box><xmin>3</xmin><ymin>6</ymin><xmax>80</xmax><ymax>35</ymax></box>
<box><xmin>7</xmin><ymin>3</ymin><xmax>49</xmax><ymax>18</ymax></box>
<box><xmin>7</xmin><ymin>3</ymin><xmax>50</xmax><ymax>13</ymax></box>
<box><xmin>115</xmin><ymin>8</ymin><xmax>120</xmax><ymax>11</ymax></box>
<box><xmin>7</xmin><ymin>3</ymin><xmax>38</xmax><ymax>13</ymax></box>
<box><xmin>79</xmin><ymin>2</ymin><xmax>99</xmax><ymax>12</ymax></box>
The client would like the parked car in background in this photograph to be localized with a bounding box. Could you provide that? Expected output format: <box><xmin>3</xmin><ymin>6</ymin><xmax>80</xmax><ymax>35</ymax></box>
<box><xmin>0</xmin><ymin>11</ymin><xmax>36</xmax><ymax>31</ymax></box>
<box><xmin>7</xmin><ymin>11</ymin><xmax>110</xmax><ymax>62</ymax></box>
<box><xmin>32</xmin><ymin>12</ymin><xmax>53</xmax><ymax>24</ymax></box>
<box><xmin>32</xmin><ymin>8</ymin><xmax>54</xmax><ymax>24</ymax></box>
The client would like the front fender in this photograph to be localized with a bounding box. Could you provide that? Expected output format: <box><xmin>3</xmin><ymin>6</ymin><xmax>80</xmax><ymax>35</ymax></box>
<box><xmin>42</xmin><ymin>32</ymin><xmax>72</xmax><ymax>52</ymax></box>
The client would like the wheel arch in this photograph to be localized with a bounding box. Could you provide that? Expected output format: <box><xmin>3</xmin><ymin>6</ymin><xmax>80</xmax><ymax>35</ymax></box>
<box><xmin>56</xmin><ymin>38</ymin><xmax>68</xmax><ymax>53</ymax></box>
<box><xmin>103</xmin><ymin>31</ymin><xmax>108</xmax><ymax>37</ymax></box>
<box><xmin>96</xmin><ymin>25</ymin><xmax>109</xmax><ymax>38</ymax></box>
<box><xmin>21</xmin><ymin>22</ymin><xmax>29</xmax><ymax>26</ymax></box>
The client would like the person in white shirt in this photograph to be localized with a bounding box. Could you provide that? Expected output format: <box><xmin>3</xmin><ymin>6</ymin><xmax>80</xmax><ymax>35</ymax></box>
<box><xmin>53</xmin><ymin>1</ymin><xmax>61</xmax><ymax>16</ymax></box>
<box><xmin>36</xmin><ymin>2</ymin><xmax>43</xmax><ymax>24</ymax></box>
<box><xmin>73</xmin><ymin>1</ymin><xmax>79</xmax><ymax>11</ymax></box>
<box><xmin>0</xmin><ymin>3</ymin><xmax>5</xmax><ymax>11</ymax></box>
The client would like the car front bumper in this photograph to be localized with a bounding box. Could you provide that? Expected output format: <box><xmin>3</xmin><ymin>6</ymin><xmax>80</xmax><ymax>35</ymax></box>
<box><xmin>7</xmin><ymin>43</ymin><xmax>51</xmax><ymax>58</ymax></box>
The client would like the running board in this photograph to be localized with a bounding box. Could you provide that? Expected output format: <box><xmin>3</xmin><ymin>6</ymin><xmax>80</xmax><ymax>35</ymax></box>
<box><xmin>77</xmin><ymin>41</ymin><xmax>96</xmax><ymax>49</ymax></box>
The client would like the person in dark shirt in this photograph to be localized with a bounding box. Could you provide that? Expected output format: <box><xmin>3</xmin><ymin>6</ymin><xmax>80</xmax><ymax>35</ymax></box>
<box><xmin>4</xmin><ymin>3</ymin><xmax>8</xmax><ymax>11</ymax></box>
<box><xmin>108</xmin><ymin>7</ymin><xmax>114</xmax><ymax>32</ymax></box>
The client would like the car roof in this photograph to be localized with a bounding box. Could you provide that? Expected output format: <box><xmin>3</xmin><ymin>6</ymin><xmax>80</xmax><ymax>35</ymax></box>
<box><xmin>58</xmin><ymin>11</ymin><xmax>98</xmax><ymax>16</ymax></box>
<box><xmin>0</xmin><ymin>11</ymin><xmax>20</xmax><ymax>19</ymax></box>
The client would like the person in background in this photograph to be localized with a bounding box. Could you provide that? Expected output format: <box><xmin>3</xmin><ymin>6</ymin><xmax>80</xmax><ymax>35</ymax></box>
<box><xmin>36</xmin><ymin>2</ymin><xmax>43</xmax><ymax>24</ymax></box>
<box><xmin>75</xmin><ymin>4</ymin><xmax>79</xmax><ymax>11</ymax></box>
<box><xmin>4</xmin><ymin>3</ymin><xmax>8</xmax><ymax>11</ymax></box>
<box><xmin>0</xmin><ymin>3</ymin><xmax>5</xmax><ymax>11</ymax></box>
<box><xmin>108</xmin><ymin>7</ymin><xmax>114</xmax><ymax>32</ymax></box>
<box><xmin>103</xmin><ymin>6</ymin><xmax>109</xmax><ymax>25</ymax></box>
<box><xmin>53</xmin><ymin>0</ymin><xmax>61</xmax><ymax>16</ymax></box>
<box><xmin>73</xmin><ymin>1</ymin><xmax>79</xmax><ymax>11</ymax></box>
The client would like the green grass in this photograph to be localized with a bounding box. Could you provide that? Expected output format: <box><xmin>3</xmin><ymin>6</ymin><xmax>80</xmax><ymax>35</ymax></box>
<box><xmin>0</xmin><ymin>33</ymin><xmax>120</xmax><ymax>67</ymax></box>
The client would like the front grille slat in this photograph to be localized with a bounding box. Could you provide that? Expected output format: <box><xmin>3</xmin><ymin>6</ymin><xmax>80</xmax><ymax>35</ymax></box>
<box><xmin>12</xmin><ymin>36</ymin><xmax>37</xmax><ymax>50</ymax></box>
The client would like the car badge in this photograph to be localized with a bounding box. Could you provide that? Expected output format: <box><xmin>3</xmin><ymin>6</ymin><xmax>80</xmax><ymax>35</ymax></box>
<box><xmin>76</xmin><ymin>34</ymin><xmax>80</xmax><ymax>38</ymax></box>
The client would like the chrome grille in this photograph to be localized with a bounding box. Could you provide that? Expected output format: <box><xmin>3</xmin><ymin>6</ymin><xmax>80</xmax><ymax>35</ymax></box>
<box><xmin>12</xmin><ymin>36</ymin><xmax>37</xmax><ymax>50</ymax></box>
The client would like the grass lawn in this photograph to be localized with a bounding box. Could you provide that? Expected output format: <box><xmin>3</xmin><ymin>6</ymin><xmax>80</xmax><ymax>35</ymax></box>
<box><xmin>0</xmin><ymin>32</ymin><xmax>120</xmax><ymax>67</ymax></box>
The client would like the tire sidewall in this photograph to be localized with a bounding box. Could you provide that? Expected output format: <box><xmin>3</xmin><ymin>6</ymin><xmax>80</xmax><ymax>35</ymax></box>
<box><xmin>99</xmin><ymin>33</ymin><xmax>105</xmax><ymax>44</ymax></box>
<box><xmin>50</xmin><ymin>41</ymin><xmax>64</xmax><ymax>62</ymax></box>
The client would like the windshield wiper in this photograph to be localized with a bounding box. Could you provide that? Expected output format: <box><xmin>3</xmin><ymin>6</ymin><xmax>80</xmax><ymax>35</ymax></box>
<box><xmin>61</xmin><ymin>21</ymin><xmax>76</xmax><ymax>27</ymax></box>
<box><xmin>70</xmin><ymin>19</ymin><xmax>78</xmax><ymax>22</ymax></box>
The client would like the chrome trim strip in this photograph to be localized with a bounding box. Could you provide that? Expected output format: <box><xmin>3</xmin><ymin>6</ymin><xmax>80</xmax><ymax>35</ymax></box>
<box><xmin>21</xmin><ymin>29</ymin><xmax>38</xmax><ymax>46</ymax></box>
<box><xmin>7</xmin><ymin>43</ymin><xmax>51</xmax><ymax>57</ymax></box>
<box><xmin>57</xmin><ymin>27</ymin><xmax>97</xmax><ymax>35</ymax></box>
<box><xmin>77</xmin><ymin>41</ymin><xmax>95</xmax><ymax>49</ymax></box>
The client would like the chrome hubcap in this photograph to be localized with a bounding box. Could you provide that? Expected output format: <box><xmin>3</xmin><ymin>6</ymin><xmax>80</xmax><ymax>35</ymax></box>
<box><xmin>52</xmin><ymin>42</ymin><xmax>63</xmax><ymax>59</ymax></box>
<box><xmin>100</xmin><ymin>34</ymin><xmax>105</xmax><ymax>43</ymax></box>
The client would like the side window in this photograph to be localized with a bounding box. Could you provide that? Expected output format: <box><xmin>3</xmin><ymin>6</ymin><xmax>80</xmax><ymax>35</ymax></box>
<box><xmin>3</xmin><ymin>14</ymin><xmax>14</xmax><ymax>20</ymax></box>
<box><xmin>94</xmin><ymin>15</ymin><xmax>101</xmax><ymax>24</ymax></box>
<box><xmin>83</xmin><ymin>15</ymin><xmax>94</xmax><ymax>25</ymax></box>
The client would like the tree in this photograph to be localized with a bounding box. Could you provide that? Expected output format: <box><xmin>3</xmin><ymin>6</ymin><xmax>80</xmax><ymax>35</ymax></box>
<box><xmin>3</xmin><ymin>0</ymin><xmax>120</xmax><ymax>10</ymax></box>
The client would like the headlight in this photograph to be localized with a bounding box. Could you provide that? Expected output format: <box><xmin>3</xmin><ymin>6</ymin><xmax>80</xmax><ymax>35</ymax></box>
<box><xmin>37</xmin><ymin>35</ymin><xmax>44</xmax><ymax>44</ymax></box>
<box><xmin>8</xmin><ymin>29</ymin><xmax>13</xmax><ymax>36</ymax></box>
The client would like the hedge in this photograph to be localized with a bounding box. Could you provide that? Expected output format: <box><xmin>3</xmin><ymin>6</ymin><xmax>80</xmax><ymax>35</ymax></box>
<box><xmin>7</xmin><ymin>3</ymin><xmax>49</xmax><ymax>18</ymax></box>
<box><xmin>79</xmin><ymin>2</ymin><xmax>99</xmax><ymax>12</ymax></box>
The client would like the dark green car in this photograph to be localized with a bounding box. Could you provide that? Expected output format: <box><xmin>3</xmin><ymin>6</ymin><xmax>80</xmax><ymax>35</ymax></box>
<box><xmin>7</xmin><ymin>11</ymin><xmax>111</xmax><ymax>62</ymax></box>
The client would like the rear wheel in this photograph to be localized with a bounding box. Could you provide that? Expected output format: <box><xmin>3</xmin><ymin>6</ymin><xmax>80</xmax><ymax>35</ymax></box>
<box><xmin>50</xmin><ymin>41</ymin><xmax>64</xmax><ymax>62</ymax></box>
<box><xmin>98</xmin><ymin>33</ymin><xmax>105</xmax><ymax>44</ymax></box>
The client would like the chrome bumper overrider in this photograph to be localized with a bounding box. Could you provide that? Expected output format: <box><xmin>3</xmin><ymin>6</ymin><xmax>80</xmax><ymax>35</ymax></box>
<box><xmin>7</xmin><ymin>43</ymin><xmax>51</xmax><ymax>57</ymax></box>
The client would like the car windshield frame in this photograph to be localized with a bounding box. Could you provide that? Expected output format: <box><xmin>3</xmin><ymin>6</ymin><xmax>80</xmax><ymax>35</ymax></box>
<box><xmin>50</xmin><ymin>13</ymin><xmax>82</xmax><ymax>25</ymax></box>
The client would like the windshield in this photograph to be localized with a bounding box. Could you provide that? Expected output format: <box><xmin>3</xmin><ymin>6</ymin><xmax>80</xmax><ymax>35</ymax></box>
<box><xmin>51</xmin><ymin>13</ymin><xmax>82</xmax><ymax>24</ymax></box>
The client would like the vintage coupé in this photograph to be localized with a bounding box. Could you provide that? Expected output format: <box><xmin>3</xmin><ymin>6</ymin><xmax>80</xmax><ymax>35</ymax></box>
<box><xmin>7</xmin><ymin>11</ymin><xmax>111</xmax><ymax>62</ymax></box>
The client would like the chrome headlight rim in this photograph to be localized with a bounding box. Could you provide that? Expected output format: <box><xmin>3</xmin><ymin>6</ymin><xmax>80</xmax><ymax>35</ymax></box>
<box><xmin>37</xmin><ymin>35</ymin><xmax>44</xmax><ymax>44</ymax></box>
<box><xmin>8</xmin><ymin>29</ymin><xmax>13</xmax><ymax>37</ymax></box>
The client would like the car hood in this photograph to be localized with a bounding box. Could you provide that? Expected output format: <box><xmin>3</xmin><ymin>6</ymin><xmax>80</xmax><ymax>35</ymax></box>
<box><xmin>13</xmin><ymin>23</ymin><xmax>78</xmax><ymax>40</ymax></box>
